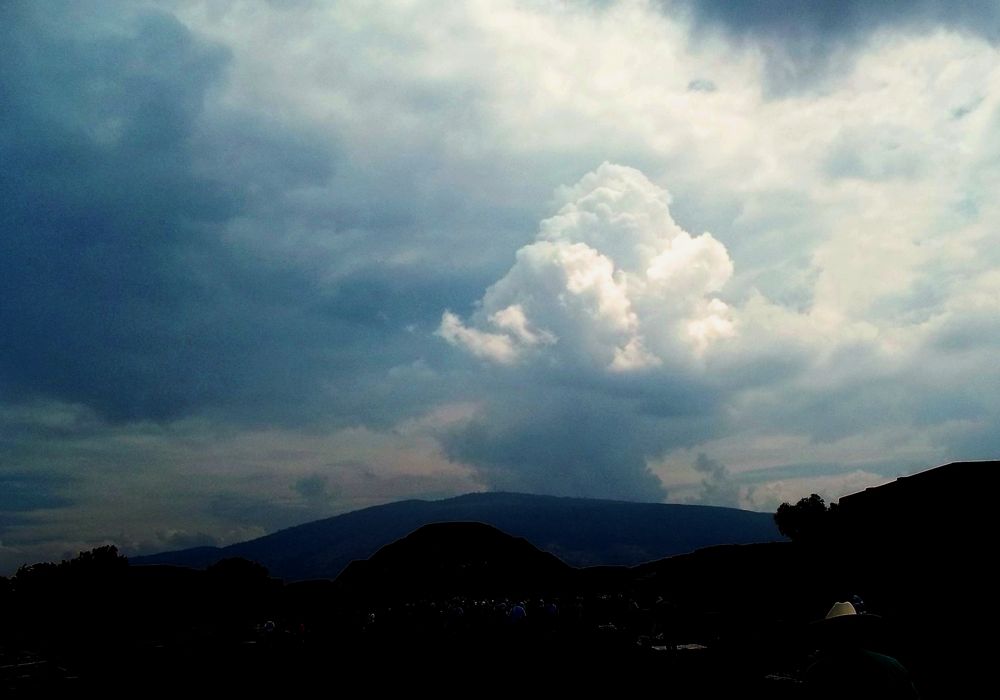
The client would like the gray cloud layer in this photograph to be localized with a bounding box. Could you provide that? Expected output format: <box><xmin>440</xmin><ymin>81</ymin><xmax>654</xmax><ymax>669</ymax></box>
<box><xmin>0</xmin><ymin>4</ymin><xmax>476</xmax><ymax>430</ymax></box>
<box><xmin>679</xmin><ymin>0</ymin><xmax>1000</xmax><ymax>40</ymax></box>
<box><xmin>2</xmin><ymin>0</ymin><xmax>999</xmax><ymax>571</ymax></box>
<box><xmin>674</xmin><ymin>0</ymin><xmax>1000</xmax><ymax>91</ymax></box>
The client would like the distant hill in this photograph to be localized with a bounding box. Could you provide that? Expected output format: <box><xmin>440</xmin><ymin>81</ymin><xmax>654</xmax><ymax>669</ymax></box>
<box><xmin>133</xmin><ymin>491</ymin><xmax>782</xmax><ymax>580</ymax></box>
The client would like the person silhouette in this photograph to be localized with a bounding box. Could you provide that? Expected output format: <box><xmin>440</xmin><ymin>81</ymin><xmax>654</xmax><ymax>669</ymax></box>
<box><xmin>805</xmin><ymin>602</ymin><xmax>919</xmax><ymax>699</ymax></box>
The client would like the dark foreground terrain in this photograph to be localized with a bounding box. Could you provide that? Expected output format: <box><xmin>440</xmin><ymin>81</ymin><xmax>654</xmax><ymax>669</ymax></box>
<box><xmin>2</xmin><ymin>461</ymin><xmax>996</xmax><ymax>696</ymax></box>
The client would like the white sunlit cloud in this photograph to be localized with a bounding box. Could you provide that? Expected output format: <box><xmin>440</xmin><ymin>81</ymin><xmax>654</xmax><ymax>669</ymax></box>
<box><xmin>439</xmin><ymin>163</ymin><xmax>736</xmax><ymax>370</ymax></box>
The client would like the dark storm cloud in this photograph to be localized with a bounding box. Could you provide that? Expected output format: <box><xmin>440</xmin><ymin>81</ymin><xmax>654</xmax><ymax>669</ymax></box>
<box><xmin>1</xmin><ymin>5</ymin><xmax>238</xmax><ymax>419</ymax></box>
<box><xmin>671</xmin><ymin>0</ymin><xmax>1000</xmax><ymax>92</ymax></box>
<box><xmin>426</xmin><ymin>347</ymin><xmax>744</xmax><ymax>503</ymax></box>
<box><xmin>677</xmin><ymin>0</ymin><xmax>1000</xmax><ymax>40</ymax></box>
<box><xmin>0</xmin><ymin>472</ymin><xmax>75</xmax><ymax>537</ymax></box>
<box><xmin>0</xmin><ymin>513</ymin><xmax>39</xmax><ymax>533</ymax></box>
<box><xmin>0</xmin><ymin>4</ymin><xmax>477</xmax><ymax>428</ymax></box>
<box><xmin>293</xmin><ymin>473</ymin><xmax>332</xmax><ymax>505</ymax></box>
<box><xmin>734</xmin><ymin>374</ymin><xmax>915</xmax><ymax>443</ymax></box>
<box><xmin>440</xmin><ymin>386</ymin><xmax>681</xmax><ymax>502</ymax></box>
<box><xmin>0</xmin><ymin>472</ymin><xmax>75</xmax><ymax>513</ymax></box>
<box><xmin>692</xmin><ymin>453</ymin><xmax>741</xmax><ymax>507</ymax></box>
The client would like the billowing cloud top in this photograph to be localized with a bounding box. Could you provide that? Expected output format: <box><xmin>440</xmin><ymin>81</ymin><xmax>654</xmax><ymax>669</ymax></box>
<box><xmin>439</xmin><ymin>164</ymin><xmax>734</xmax><ymax>370</ymax></box>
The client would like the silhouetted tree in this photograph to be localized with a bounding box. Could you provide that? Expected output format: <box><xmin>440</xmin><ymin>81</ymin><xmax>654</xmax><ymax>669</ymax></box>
<box><xmin>13</xmin><ymin>545</ymin><xmax>127</xmax><ymax>590</ymax></box>
<box><xmin>65</xmin><ymin>544</ymin><xmax>127</xmax><ymax>572</ymax></box>
<box><xmin>11</xmin><ymin>546</ymin><xmax>129</xmax><ymax>623</ymax></box>
<box><xmin>12</xmin><ymin>560</ymin><xmax>60</xmax><ymax>595</ymax></box>
<box><xmin>774</xmin><ymin>494</ymin><xmax>838</xmax><ymax>543</ymax></box>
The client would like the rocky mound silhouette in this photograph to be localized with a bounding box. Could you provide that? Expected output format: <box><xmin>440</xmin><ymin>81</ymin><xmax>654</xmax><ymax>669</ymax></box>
<box><xmin>133</xmin><ymin>491</ymin><xmax>782</xmax><ymax>580</ymax></box>
<box><xmin>335</xmin><ymin>521</ymin><xmax>575</xmax><ymax>599</ymax></box>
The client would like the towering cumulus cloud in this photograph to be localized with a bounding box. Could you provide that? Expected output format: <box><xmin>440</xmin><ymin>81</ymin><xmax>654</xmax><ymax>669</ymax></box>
<box><xmin>439</xmin><ymin>164</ymin><xmax>735</xmax><ymax>372</ymax></box>
<box><xmin>435</xmin><ymin>164</ymin><xmax>740</xmax><ymax>502</ymax></box>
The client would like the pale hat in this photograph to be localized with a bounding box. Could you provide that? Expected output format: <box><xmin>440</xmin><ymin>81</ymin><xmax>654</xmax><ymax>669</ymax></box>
<box><xmin>824</xmin><ymin>601</ymin><xmax>858</xmax><ymax>620</ymax></box>
<box><xmin>811</xmin><ymin>600</ymin><xmax>882</xmax><ymax>645</ymax></box>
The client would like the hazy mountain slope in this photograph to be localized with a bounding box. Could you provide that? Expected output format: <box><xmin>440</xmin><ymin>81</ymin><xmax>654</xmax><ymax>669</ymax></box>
<box><xmin>134</xmin><ymin>491</ymin><xmax>782</xmax><ymax>580</ymax></box>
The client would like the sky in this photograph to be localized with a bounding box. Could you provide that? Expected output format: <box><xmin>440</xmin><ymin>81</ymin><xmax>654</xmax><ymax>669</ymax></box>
<box><xmin>2</xmin><ymin>0</ymin><xmax>999</xmax><ymax>572</ymax></box>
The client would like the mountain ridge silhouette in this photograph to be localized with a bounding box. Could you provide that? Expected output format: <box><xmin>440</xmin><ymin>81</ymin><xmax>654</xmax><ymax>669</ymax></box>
<box><xmin>133</xmin><ymin>491</ymin><xmax>782</xmax><ymax>580</ymax></box>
